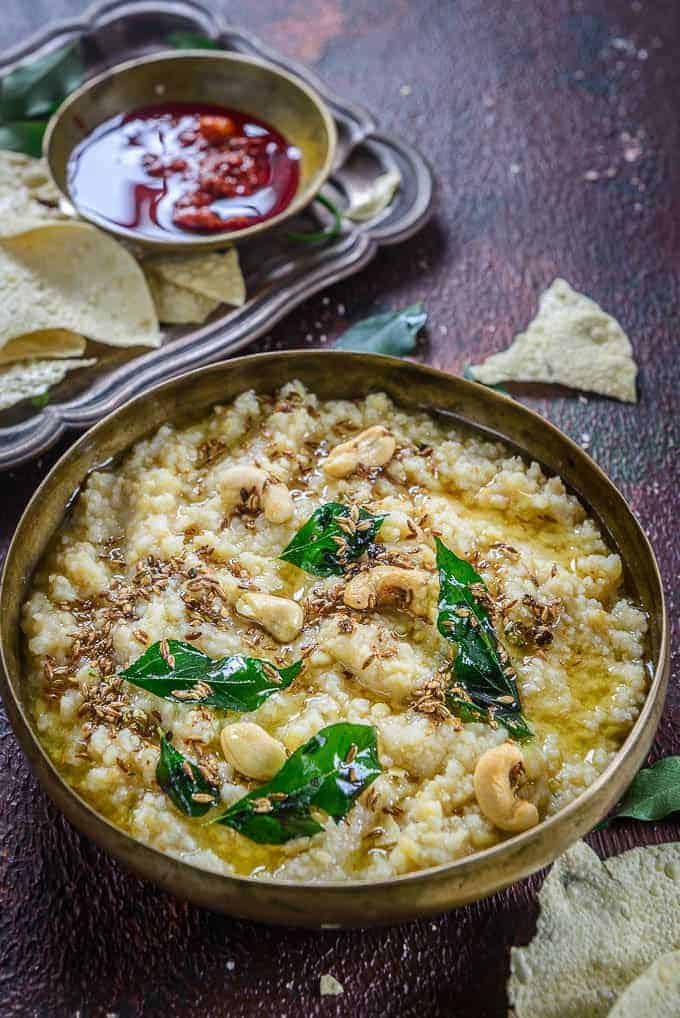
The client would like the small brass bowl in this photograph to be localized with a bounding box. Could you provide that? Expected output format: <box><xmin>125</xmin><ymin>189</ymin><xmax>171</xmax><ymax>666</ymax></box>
<box><xmin>44</xmin><ymin>51</ymin><xmax>337</xmax><ymax>251</ymax></box>
<box><xmin>0</xmin><ymin>353</ymin><xmax>669</xmax><ymax>927</ymax></box>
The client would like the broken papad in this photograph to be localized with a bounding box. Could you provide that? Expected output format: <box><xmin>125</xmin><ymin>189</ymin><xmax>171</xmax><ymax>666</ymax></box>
<box><xmin>469</xmin><ymin>278</ymin><xmax>638</xmax><ymax>402</ymax></box>
<box><xmin>0</xmin><ymin>357</ymin><xmax>96</xmax><ymax>411</ymax></box>
<box><xmin>0</xmin><ymin>221</ymin><xmax>160</xmax><ymax>349</ymax></box>
<box><xmin>144</xmin><ymin>248</ymin><xmax>246</xmax><ymax>307</ymax></box>
<box><xmin>0</xmin><ymin>329</ymin><xmax>86</xmax><ymax>365</ymax></box>
<box><xmin>508</xmin><ymin>840</ymin><xmax>680</xmax><ymax>1018</ymax></box>
<box><xmin>608</xmin><ymin>950</ymin><xmax>680</xmax><ymax>1017</ymax></box>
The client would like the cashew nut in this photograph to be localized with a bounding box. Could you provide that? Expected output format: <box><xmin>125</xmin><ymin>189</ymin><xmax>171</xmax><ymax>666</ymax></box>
<box><xmin>323</xmin><ymin>426</ymin><xmax>396</xmax><ymax>478</ymax></box>
<box><xmin>217</xmin><ymin>465</ymin><xmax>293</xmax><ymax>523</ymax></box>
<box><xmin>343</xmin><ymin>565</ymin><xmax>432</xmax><ymax>618</ymax></box>
<box><xmin>473</xmin><ymin>742</ymin><xmax>540</xmax><ymax>833</ymax></box>
<box><xmin>235</xmin><ymin>591</ymin><xmax>304</xmax><ymax>643</ymax></box>
<box><xmin>220</xmin><ymin>722</ymin><xmax>286</xmax><ymax>781</ymax></box>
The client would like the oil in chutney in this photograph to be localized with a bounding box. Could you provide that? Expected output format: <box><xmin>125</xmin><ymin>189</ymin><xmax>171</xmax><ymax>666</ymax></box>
<box><xmin>67</xmin><ymin>102</ymin><xmax>301</xmax><ymax>239</ymax></box>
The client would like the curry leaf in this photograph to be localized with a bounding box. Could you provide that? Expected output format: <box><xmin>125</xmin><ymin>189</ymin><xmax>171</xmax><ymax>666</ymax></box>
<box><xmin>0</xmin><ymin>120</ymin><xmax>48</xmax><ymax>157</ymax></box>
<box><xmin>156</xmin><ymin>731</ymin><xmax>220</xmax><ymax>817</ymax></box>
<box><xmin>607</xmin><ymin>757</ymin><xmax>680</xmax><ymax>823</ymax></box>
<box><xmin>280</xmin><ymin>502</ymin><xmax>385</xmax><ymax>576</ymax></box>
<box><xmin>214</xmin><ymin>722</ymin><xmax>381</xmax><ymax>844</ymax></box>
<box><xmin>334</xmin><ymin>302</ymin><xmax>427</xmax><ymax>356</ymax></box>
<box><xmin>286</xmin><ymin>193</ymin><xmax>342</xmax><ymax>244</ymax></box>
<box><xmin>436</xmin><ymin>538</ymin><xmax>531</xmax><ymax>739</ymax></box>
<box><xmin>166</xmin><ymin>32</ymin><xmax>221</xmax><ymax>50</ymax></box>
<box><xmin>0</xmin><ymin>41</ymin><xmax>84</xmax><ymax>121</ymax></box>
<box><xmin>122</xmin><ymin>639</ymin><xmax>301</xmax><ymax>711</ymax></box>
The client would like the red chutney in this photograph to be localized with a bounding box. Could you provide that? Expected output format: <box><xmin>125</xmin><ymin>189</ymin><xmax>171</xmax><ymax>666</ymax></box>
<box><xmin>67</xmin><ymin>102</ymin><xmax>301</xmax><ymax>238</ymax></box>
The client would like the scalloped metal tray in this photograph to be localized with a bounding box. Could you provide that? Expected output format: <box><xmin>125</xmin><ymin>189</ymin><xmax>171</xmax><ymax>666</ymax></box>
<box><xmin>0</xmin><ymin>0</ymin><xmax>433</xmax><ymax>469</ymax></box>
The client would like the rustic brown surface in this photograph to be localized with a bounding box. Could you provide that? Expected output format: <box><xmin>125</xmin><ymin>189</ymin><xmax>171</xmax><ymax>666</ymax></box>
<box><xmin>1</xmin><ymin>2</ymin><xmax>678</xmax><ymax>1016</ymax></box>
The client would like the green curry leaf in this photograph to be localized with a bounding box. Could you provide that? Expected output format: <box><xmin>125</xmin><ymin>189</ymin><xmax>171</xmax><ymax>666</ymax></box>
<box><xmin>156</xmin><ymin>731</ymin><xmax>220</xmax><ymax>817</ymax></box>
<box><xmin>285</xmin><ymin>193</ymin><xmax>342</xmax><ymax>244</ymax></box>
<box><xmin>30</xmin><ymin>390</ymin><xmax>51</xmax><ymax>409</ymax></box>
<box><xmin>166</xmin><ymin>32</ymin><xmax>221</xmax><ymax>50</ymax></box>
<box><xmin>0</xmin><ymin>120</ymin><xmax>48</xmax><ymax>157</ymax></box>
<box><xmin>280</xmin><ymin>502</ymin><xmax>385</xmax><ymax>576</ymax></box>
<box><xmin>335</xmin><ymin>302</ymin><xmax>427</xmax><ymax>356</ymax></box>
<box><xmin>607</xmin><ymin>757</ymin><xmax>680</xmax><ymax>823</ymax></box>
<box><xmin>435</xmin><ymin>538</ymin><xmax>531</xmax><ymax>739</ymax></box>
<box><xmin>0</xmin><ymin>41</ymin><xmax>84</xmax><ymax>122</ymax></box>
<box><xmin>213</xmin><ymin>722</ymin><xmax>381</xmax><ymax>844</ymax></box>
<box><xmin>122</xmin><ymin>639</ymin><xmax>301</xmax><ymax>711</ymax></box>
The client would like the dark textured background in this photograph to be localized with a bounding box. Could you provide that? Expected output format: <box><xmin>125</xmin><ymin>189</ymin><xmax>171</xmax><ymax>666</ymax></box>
<box><xmin>1</xmin><ymin>2</ymin><xmax>678</xmax><ymax>1016</ymax></box>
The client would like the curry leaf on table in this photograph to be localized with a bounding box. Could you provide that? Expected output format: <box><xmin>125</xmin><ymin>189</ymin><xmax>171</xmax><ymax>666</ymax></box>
<box><xmin>280</xmin><ymin>502</ymin><xmax>385</xmax><ymax>576</ymax></box>
<box><xmin>213</xmin><ymin>722</ymin><xmax>381</xmax><ymax>844</ymax></box>
<box><xmin>435</xmin><ymin>538</ymin><xmax>531</xmax><ymax>739</ymax></box>
<box><xmin>122</xmin><ymin>639</ymin><xmax>301</xmax><ymax>711</ymax></box>
<box><xmin>156</xmin><ymin>731</ymin><xmax>220</xmax><ymax>817</ymax></box>
<box><xmin>334</xmin><ymin>302</ymin><xmax>427</xmax><ymax>356</ymax></box>
<box><xmin>0</xmin><ymin>41</ymin><xmax>84</xmax><ymax>121</ymax></box>
<box><xmin>605</xmin><ymin>757</ymin><xmax>680</xmax><ymax>823</ymax></box>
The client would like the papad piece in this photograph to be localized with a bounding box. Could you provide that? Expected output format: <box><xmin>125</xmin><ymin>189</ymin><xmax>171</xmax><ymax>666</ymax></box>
<box><xmin>469</xmin><ymin>278</ymin><xmax>638</xmax><ymax>402</ymax></box>
<box><xmin>145</xmin><ymin>248</ymin><xmax>246</xmax><ymax>306</ymax></box>
<box><xmin>0</xmin><ymin>221</ymin><xmax>160</xmax><ymax>349</ymax></box>
<box><xmin>0</xmin><ymin>329</ymin><xmax>86</xmax><ymax>365</ymax></box>
<box><xmin>608</xmin><ymin>950</ymin><xmax>680</xmax><ymax>1017</ymax></box>
<box><xmin>508</xmin><ymin>840</ymin><xmax>680</xmax><ymax>1018</ymax></box>
<box><xmin>145</xmin><ymin>269</ymin><xmax>220</xmax><ymax>324</ymax></box>
<box><xmin>0</xmin><ymin>150</ymin><xmax>66</xmax><ymax>236</ymax></box>
<box><xmin>319</xmin><ymin>974</ymin><xmax>344</xmax><ymax>997</ymax></box>
<box><xmin>0</xmin><ymin>357</ymin><xmax>96</xmax><ymax>411</ymax></box>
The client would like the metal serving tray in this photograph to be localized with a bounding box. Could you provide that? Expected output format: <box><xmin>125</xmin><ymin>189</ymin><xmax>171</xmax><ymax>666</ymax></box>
<box><xmin>0</xmin><ymin>0</ymin><xmax>433</xmax><ymax>469</ymax></box>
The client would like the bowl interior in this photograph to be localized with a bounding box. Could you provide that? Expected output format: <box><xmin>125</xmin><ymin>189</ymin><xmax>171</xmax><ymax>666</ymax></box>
<box><xmin>0</xmin><ymin>353</ymin><xmax>668</xmax><ymax>926</ymax></box>
<box><xmin>45</xmin><ymin>51</ymin><xmax>337</xmax><ymax>250</ymax></box>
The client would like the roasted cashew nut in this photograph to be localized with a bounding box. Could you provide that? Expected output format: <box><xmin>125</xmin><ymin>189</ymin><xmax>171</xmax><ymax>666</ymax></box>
<box><xmin>220</xmin><ymin>722</ymin><xmax>286</xmax><ymax>781</ymax></box>
<box><xmin>217</xmin><ymin>465</ymin><xmax>293</xmax><ymax>523</ymax></box>
<box><xmin>323</xmin><ymin>426</ymin><xmax>396</xmax><ymax>478</ymax></box>
<box><xmin>473</xmin><ymin>742</ymin><xmax>540</xmax><ymax>833</ymax></box>
<box><xmin>235</xmin><ymin>591</ymin><xmax>304</xmax><ymax>643</ymax></box>
<box><xmin>343</xmin><ymin>565</ymin><xmax>432</xmax><ymax>619</ymax></box>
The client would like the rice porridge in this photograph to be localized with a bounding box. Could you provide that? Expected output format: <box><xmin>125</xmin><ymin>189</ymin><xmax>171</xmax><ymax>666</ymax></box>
<box><xmin>22</xmin><ymin>383</ymin><xmax>648</xmax><ymax>881</ymax></box>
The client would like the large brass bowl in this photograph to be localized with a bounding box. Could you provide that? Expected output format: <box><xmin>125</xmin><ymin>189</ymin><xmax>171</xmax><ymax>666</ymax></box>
<box><xmin>0</xmin><ymin>353</ymin><xmax>668</xmax><ymax>927</ymax></box>
<box><xmin>44</xmin><ymin>51</ymin><xmax>337</xmax><ymax>251</ymax></box>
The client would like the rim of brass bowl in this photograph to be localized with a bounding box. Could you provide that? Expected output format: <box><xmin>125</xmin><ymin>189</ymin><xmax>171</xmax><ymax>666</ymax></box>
<box><xmin>43</xmin><ymin>50</ymin><xmax>337</xmax><ymax>251</ymax></box>
<box><xmin>0</xmin><ymin>353</ymin><xmax>669</xmax><ymax>928</ymax></box>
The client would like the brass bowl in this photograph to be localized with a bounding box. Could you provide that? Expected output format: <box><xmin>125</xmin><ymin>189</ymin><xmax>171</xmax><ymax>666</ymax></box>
<box><xmin>0</xmin><ymin>353</ymin><xmax>669</xmax><ymax>927</ymax></box>
<box><xmin>43</xmin><ymin>51</ymin><xmax>337</xmax><ymax>251</ymax></box>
